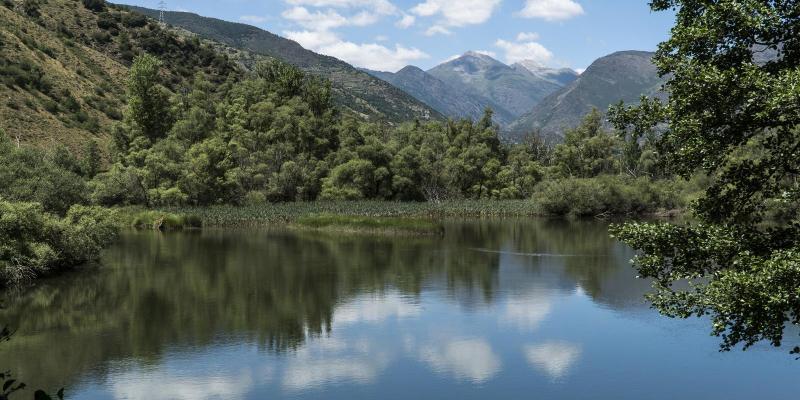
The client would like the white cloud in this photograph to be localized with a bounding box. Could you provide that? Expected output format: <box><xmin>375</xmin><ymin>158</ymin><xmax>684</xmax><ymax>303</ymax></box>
<box><xmin>518</xmin><ymin>0</ymin><xmax>584</xmax><ymax>21</ymax></box>
<box><xmin>239</xmin><ymin>15</ymin><xmax>270</xmax><ymax>24</ymax></box>
<box><xmin>375</xmin><ymin>35</ymin><xmax>389</xmax><ymax>41</ymax></box>
<box><xmin>424</xmin><ymin>25</ymin><xmax>452</xmax><ymax>36</ymax></box>
<box><xmin>285</xmin><ymin>0</ymin><xmax>398</xmax><ymax>15</ymax></box>
<box><xmin>396</xmin><ymin>13</ymin><xmax>416</xmax><ymax>28</ymax></box>
<box><xmin>411</xmin><ymin>0</ymin><xmax>501</xmax><ymax>35</ymax></box>
<box><xmin>575</xmin><ymin>68</ymin><xmax>586</xmax><ymax>74</ymax></box>
<box><xmin>419</xmin><ymin>338</ymin><xmax>501</xmax><ymax>383</ymax></box>
<box><xmin>472</xmin><ymin>50</ymin><xmax>497</xmax><ymax>58</ymax></box>
<box><xmin>517</xmin><ymin>32</ymin><xmax>540</xmax><ymax>41</ymax></box>
<box><xmin>282</xmin><ymin>7</ymin><xmax>351</xmax><ymax>30</ymax></box>
<box><xmin>524</xmin><ymin>342</ymin><xmax>582</xmax><ymax>380</ymax></box>
<box><xmin>495</xmin><ymin>38</ymin><xmax>554</xmax><ymax>65</ymax></box>
<box><xmin>284</xmin><ymin>29</ymin><xmax>341</xmax><ymax>48</ymax></box>
<box><xmin>287</xmin><ymin>30</ymin><xmax>428</xmax><ymax>71</ymax></box>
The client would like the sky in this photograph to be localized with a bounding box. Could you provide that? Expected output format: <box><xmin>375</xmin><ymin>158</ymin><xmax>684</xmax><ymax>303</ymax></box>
<box><xmin>115</xmin><ymin>0</ymin><xmax>676</xmax><ymax>73</ymax></box>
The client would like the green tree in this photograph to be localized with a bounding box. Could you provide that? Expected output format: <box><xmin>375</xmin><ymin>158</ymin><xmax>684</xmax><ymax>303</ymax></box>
<box><xmin>610</xmin><ymin>0</ymin><xmax>800</xmax><ymax>354</ymax></box>
<box><xmin>80</xmin><ymin>140</ymin><xmax>102</xmax><ymax>179</ymax></box>
<box><xmin>126</xmin><ymin>54</ymin><xmax>173</xmax><ymax>141</ymax></box>
<box><xmin>552</xmin><ymin>109</ymin><xmax>618</xmax><ymax>178</ymax></box>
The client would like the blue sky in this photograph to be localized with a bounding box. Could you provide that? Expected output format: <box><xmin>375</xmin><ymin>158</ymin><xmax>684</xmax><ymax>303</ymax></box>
<box><xmin>116</xmin><ymin>0</ymin><xmax>675</xmax><ymax>72</ymax></box>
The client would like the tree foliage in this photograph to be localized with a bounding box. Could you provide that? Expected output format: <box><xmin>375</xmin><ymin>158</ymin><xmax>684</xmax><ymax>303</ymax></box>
<box><xmin>610</xmin><ymin>0</ymin><xmax>800</xmax><ymax>354</ymax></box>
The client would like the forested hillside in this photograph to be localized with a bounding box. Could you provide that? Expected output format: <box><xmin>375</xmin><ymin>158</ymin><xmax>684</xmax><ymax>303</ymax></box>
<box><xmin>122</xmin><ymin>5</ymin><xmax>442</xmax><ymax>124</ymax></box>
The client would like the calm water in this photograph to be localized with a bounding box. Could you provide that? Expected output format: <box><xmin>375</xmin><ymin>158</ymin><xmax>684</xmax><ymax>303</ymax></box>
<box><xmin>1</xmin><ymin>219</ymin><xmax>798</xmax><ymax>399</ymax></box>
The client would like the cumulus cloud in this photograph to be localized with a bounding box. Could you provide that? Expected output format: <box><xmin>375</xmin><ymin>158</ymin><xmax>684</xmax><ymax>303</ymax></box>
<box><xmin>495</xmin><ymin>37</ymin><xmax>554</xmax><ymax>65</ymax></box>
<box><xmin>396</xmin><ymin>13</ymin><xmax>416</xmax><ymax>28</ymax></box>
<box><xmin>518</xmin><ymin>0</ymin><xmax>585</xmax><ymax>21</ymax></box>
<box><xmin>516</xmin><ymin>32</ymin><xmax>540</xmax><ymax>41</ymax></box>
<box><xmin>282</xmin><ymin>6</ymin><xmax>379</xmax><ymax>30</ymax></box>
<box><xmin>285</xmin><ymin>0</ymin><xmax>398</xmax><ymax>15</ymax></box>
<box><xmin>281</xmin><ymin>1</ymin><xmax>428</xmax><ymax>71</ymax></box>
<box><xmin>286</xmin><ymin>30</ymin><xmax>428</xmax><ymax>71</ymax></box>
<box><xmin>411</xmin><ymin>0</ymin><xmax>501</xmax><ymax>35</ymax></box>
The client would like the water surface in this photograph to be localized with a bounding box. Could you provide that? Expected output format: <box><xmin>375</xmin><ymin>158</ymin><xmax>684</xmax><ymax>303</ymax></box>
<box><xmin>1</xmin><ymin>219</ymin><xmax>798</xmax><ymax>399</ymax></box>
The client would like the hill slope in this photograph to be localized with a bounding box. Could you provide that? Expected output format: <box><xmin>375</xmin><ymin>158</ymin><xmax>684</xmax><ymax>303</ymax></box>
<box><xmin>507</xmin><ymin>51</ymin><xmax>666</xmax><ymax>140</ymax></box>
<box><xmin>122</xmin><ymin>5</ymin><xmax>441</xmax><ymax>124</ymax></box>
<box><xmin>0</xmin><ymin>0</ymin><xmax>240</xmax><ymax>150</ymax></box>
<box><xmin>364</xmin><ymin>66</ymin><xmax>515</xmax><ymax>125</ymax></box>
<box><xmin>427</xmin><ymin>52</ymin><xmax>567</xmax><ymax>119</ymax></box>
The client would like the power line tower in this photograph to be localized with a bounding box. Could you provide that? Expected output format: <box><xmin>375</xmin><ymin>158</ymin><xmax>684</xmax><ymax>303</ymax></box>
<box><xmin>158</xmin><ymin>1</ymin><xmax>166</xmax><ymax>25</ymax></box>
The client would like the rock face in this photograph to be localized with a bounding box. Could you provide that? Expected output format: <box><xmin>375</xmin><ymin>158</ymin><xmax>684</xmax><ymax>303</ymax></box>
<box><xmin>125</xmin><ymin>6</ymin><xmax>442</xmax><ymax>124</ymax></box>
<box><xmin>507</xmin><ymin>51</ymin><xmax>666</xmax><ymax>141</ymax></box>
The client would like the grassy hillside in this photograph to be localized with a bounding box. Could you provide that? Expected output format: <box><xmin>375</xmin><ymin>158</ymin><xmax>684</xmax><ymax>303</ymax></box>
<box><xmin>0</xmin><ymin>0</ymin><xmax>240</xmax><ymax>152</ymax></box>
<box><xmin>122</xmin><ymin>5</ymin><xmax>442</xmax><ymax>124</ymax></box>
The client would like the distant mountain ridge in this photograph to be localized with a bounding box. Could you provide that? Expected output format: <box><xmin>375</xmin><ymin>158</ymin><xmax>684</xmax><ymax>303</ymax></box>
<box><xmin>507</xmin><ymin>51</ymin><xmax>666</xmax><ymax>140</ymax></box>
<box><xmin>427</xmin><ymin>52</ymin><xmax>571</xmax><ymax>118</ymax></box>
<box><xmin>367</xmin><ymin>52</ymin><xmax>578</xmax><ymax>127</ymax></box>
<box><xmin>363</xmin><ymin>66</ymin><xmax>506</xmax><ymax>125</ymax></box>
<box><xmin>122</xmin><ymin>5</ymin><xmax>442</xmax><ymax>124</ymax></box>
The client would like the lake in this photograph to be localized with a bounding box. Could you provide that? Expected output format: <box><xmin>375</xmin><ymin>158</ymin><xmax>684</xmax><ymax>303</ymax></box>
<box><xmin>1</xmin><ymin>219</ymin><xmax>798</xmax><ymax>399</ymax></box>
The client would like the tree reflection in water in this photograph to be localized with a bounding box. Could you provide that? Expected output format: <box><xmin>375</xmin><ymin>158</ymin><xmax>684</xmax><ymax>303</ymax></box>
<box><xmin>0</xmin><ymin>219</ymin><xmax>648</xmax><ymax>394</ymax></box>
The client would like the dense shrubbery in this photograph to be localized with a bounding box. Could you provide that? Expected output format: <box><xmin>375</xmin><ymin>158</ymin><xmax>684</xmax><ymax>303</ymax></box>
<box><xmin>533</xmin><ymin>176</ymin><xmax>683</xmax><ymax>217</ymax></box>
<box><xmin>0</xmin><ymin>201</ymin><xmax>117</xmax><ymax>286</ymax></box>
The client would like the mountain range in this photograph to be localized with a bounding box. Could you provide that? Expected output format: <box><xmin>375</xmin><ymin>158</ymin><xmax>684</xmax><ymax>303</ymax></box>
<box><xmin>365</xmin><ymin>52</ymin><xmax>578</xmax><ymax>126</ymax></box>
<box><xmin>1</xmin><ymin>0</ymin><xmax>666</xmax><ymax>150</ymax></box>
<box><xmin>122</xmin><ymin>6</ymin><xmax>667</xmax><ymax>140</ymax></box>
<box><xmin>506</xmin><ymin>50</ymin><xmax>665</xmax><ymax>140</ymax></box>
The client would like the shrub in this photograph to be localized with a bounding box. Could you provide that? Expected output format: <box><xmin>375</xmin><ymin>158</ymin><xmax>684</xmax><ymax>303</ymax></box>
<box><xmin>532</xmin><ymin>175</ymin><xmax>684</xmax><ymax>217</ymax></box>
<box><xmin>121</xmin><ymin>12</ymin><xmax>147</xmax><ymax>28</ymax></box>
<box><xmin>81</xmin><ymin>0</ymin><xmax>106</xmax><ymax>12</ymax></box>
<box><xmin>0</xmin><ymin>201</ymin><xmax>118</xmax><ymax>286</ymax></box>
<box><xmin>0</xmin><ymin>135</ymin><xmax>88</xmax><ymax>215</ymax></box>
<box><xmin>89</xmin><ymin>164</ymin><xmax>147</xmax><ymax>206</ymax></box>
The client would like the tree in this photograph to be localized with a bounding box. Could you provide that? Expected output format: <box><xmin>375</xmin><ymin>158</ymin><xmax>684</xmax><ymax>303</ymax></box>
<box><xmin>610</xmin><ymin>0</ymin><xmax>800</xmax><ymax>354</ymax></box>
<box><xmin>126</xmin><ymin>54</ymin><xmax>173</xmax><ymax>141</ymax></box>
<box><xmin>552</xmin><ymin>109</ymin><xmax>618</xmax><ymax>178</ymax></box>
<box><xmin>80</xmin><ymin>140</ymin><xmax>102</xmax><ymax>178</ymax></box>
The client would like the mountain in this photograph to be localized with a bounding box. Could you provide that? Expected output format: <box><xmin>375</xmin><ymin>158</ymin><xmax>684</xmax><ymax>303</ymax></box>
<box><xmin>507</xmin><ymin>51</ymin><xmax>666</xmax><ymax>140</ymax></box>
<box><xmin>427</xmin><ymin>52</ymin><xmax>569</xmax><ymax>119</ymax></box>
<box><xmin>364</xmin><ymin>66</ymin><xmax>516</xmax><ymax>125</ymax></box>
<box><xmin>122</xmin><ymin>5</ymin><xmax>442</xmax><ymax>124</ymax></box>
<box><xmin>0</xmin><ymin>0</ymin><xmax>239</xmax><ymax>150</ymax></box>
<box><xmin>512</xmin><ymin>60</ymin><xmax>579</xmax><ymax>87</ymax></box>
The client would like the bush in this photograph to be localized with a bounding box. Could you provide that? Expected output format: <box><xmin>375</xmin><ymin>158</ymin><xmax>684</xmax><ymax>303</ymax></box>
<box><xmin>0</xmin><ymin>135</ymin><xmax>88</xmax><ymax>215</ymax></box>
<box><xmin>82</xmin><ymin>0</ymin><xmax>106</xmax><ymax>12</ymax></box>
<box><xmin>532</xmin><ymin>175</ymin><xmax>684</xmax><ymax>217</ymax></box>
<box><xmin>89</xmin><ymin>164</ymin><xmax>147</xmax><ymax>206</ymax></box>
<box><xmin>121</xmin><ymin>12</ymin><xmax>147</xmax><ymax>28</ymax></box>
<box><xmin>0</xmin><ymin>201</ymin><xmax>118</xmax><ymax>286</ymax></box>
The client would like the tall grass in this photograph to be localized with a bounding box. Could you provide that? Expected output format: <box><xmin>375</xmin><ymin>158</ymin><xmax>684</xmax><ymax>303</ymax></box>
<box><xmin>294</xmin><ymin>214</ymin><xmax>444</xmax><ymax>235</ymax></box>
<box><xmin>162</xmin><ymin>200</ymin><xmax>540</xmax><ymax>227</ymax></box>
